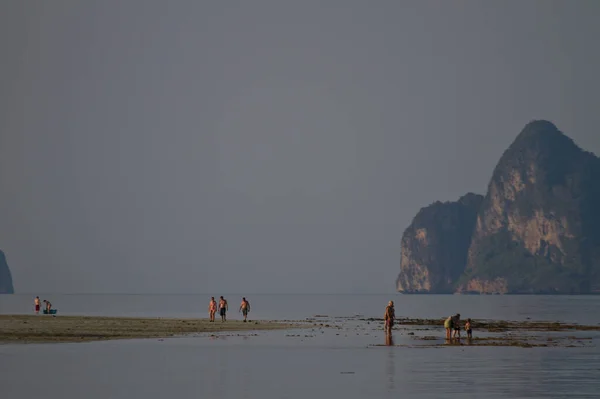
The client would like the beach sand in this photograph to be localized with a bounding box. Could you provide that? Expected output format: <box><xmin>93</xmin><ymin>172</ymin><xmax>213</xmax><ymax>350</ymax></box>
<box><xmin>0</xmin><ymin>315</ymin><xmax>301</xmax><ymax>344</ymax></box>
<box><xmin>3</xmin><ymin>314</ymin><xmax>598</xmax><ymax>347</ymax></box>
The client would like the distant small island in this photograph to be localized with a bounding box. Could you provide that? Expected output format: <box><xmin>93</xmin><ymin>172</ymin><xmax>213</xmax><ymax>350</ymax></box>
<box><xmin>397</xmin><ymin>120</ymin><xmax>600</xmax><ymax>294</ymax></box>
<box><xmin>0</xmin><ymin>250</ymin><xmax>14</xmax><ymax>294</ymax></box>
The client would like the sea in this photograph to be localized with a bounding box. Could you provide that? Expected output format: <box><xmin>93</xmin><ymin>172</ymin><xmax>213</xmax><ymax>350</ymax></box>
<box><xmin>1</xmin><ymin>293</ymin><xmax>600</xmax><ymax>399</ymax></box>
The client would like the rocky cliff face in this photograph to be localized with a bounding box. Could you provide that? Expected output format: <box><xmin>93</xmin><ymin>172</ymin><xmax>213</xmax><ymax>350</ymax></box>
<box><xmin>397</xmin><ymin>120</ymin><xmax>600</xmax><ymax>294</ymax></box>
<box><xmin>0</xmin><ymin>250</ymin><xmax>14</xmax><ymax>294</ymax></box>
<box><xmin>459</xmin><ymin>121</ymin><xmax>600</xmax><ymax>294</ymax></box>
<box><xmin>396</xmin><ymin>193</ymin><xmax>483</xmax><ymax>293</ymax></box>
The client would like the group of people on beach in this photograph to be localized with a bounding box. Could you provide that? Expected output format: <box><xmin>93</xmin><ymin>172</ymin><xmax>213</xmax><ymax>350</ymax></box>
<box><xmin>444</xmin><ymin>314</ymin><xmax>472</xmax><ymax>340</ymax></box>
<box><xmin>31</xmin><ymin>294</ymin><xmax>472</xmax><ymax>340</ymax></box>
<box><xmin>33</xmin><ymin>296</ymin><xmax>53</xmax><ymax>314</ymax></box>
<box><xmin>383</xmin><ymin>301</ymin><xmax>473</xmax><ymax>340</ymax></box>
<box><xmin>208</xmin><ymin>296</ymin><xmax>251</xmax><ymax>322</ymax></box>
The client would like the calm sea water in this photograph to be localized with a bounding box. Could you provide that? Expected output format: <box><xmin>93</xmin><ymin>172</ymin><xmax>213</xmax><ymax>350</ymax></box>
<box><xmin>2</xmin><ymin>294</ymin><xmax>600</xmax><ymax>399</ymax></box>
<box><xmin>2</xmin><ymin>293</ymin><xmax>600</xmax><ymax>323</ymax></box>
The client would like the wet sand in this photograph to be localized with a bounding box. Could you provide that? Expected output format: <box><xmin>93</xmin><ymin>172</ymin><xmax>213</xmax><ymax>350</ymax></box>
<box><xmin>3</xmin><ymin>314</ymin><xmax>599</xmax><ymax>347</ymax></box>
<box><xmin>0</xmin><ymin>315</ymin><xmax>302</xmax><ymax>344</ymax></box>
<box><xmin>357</xmin><ymin>317</ymin><xmax>600</xmax><ymax>331</ymax></box>
<box><xmin>379</xmin><ymin>318</ymin><xmax>600</xmax><ymax>348</ymax></box>
<box><xmin>305</xmin><ymin>315</ymin><xmax>600</xmax><ymax>349</ymax></box>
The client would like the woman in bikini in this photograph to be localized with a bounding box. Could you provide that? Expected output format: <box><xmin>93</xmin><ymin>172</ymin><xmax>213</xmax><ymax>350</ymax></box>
<box><xmin>208</xmin><ymin>297</ymin><xmax>217</xmax><ymax>322</ymax></box>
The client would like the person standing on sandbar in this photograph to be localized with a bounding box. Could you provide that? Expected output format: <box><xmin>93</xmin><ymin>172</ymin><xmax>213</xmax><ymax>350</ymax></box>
<box><xmin>219</xmin><ymin>296</ymin><xmax>228</xmax><ymax>322</ymax></box>
<box><xmin>34</xmin><ymin>296</ymin><xmax>40</xmax><ymax>314</ymax></box>
<box><xmin>239</xmin><ymin>297</ymin><xmax>250</xmax><ymax>322</ymax></box>
<box><xmin>208</xmin><ymin>297</ymin><xmax>217</xmax><ymax>322</ymax></box>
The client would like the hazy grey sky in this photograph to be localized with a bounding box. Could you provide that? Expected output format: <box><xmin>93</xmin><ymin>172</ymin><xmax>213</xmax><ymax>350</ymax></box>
<box><xmin>1</xmin><ymin>1</ymin><xmax>599</xmax><ymax>294</ymax></box>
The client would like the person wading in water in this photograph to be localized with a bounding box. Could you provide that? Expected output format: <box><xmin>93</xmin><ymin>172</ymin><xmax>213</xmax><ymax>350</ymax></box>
<box><xmin>444</xmin><ymin>315</ymin><xmax>454</xmax><ymax>340</ymax></box>
<box><xmin>384</xmin><ymin>301</ymin><xmax>395</xmax><ymax>334</ymax></box>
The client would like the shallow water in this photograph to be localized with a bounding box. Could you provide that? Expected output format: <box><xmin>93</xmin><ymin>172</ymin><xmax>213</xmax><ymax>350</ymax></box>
<box><xmin>2</xmin><ymin>293</ymin><xmax>600</xmax><ymax>323</ymax></box>
<box><xmin>2</xmin><ymin>294</ymin><xmax>600</xmax><ymax>398</ymax></box>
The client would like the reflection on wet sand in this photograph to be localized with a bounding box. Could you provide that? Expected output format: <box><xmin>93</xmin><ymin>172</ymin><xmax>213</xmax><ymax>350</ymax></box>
<box><xmin>444</xmin><ymin>337</ymin><xmax>473</xmax><ymax>346</ymax></box>
<box><xmin>444</xmin><ymin>337</ymin><xmax>462</xmax><ymax>345</ymax></box>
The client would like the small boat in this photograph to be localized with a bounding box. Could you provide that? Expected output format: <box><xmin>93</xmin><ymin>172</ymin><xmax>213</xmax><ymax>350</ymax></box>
<box><xmin>43</xmin><ymin>309</ymin><xmax>57</xmax><ymax>315</ymax></box>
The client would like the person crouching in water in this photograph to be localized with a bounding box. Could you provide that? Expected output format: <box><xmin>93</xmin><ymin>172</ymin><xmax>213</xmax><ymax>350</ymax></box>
<box><xmin>465</xmin><ymin>318</ymin><xmax>473</xmax><ymax>339</ymax></box>
<box><xmin>239</xmin><ymin>297</ymin><xmax>250</xmax><ymax>322</ymax></box>
<box><xmin>444</xmin><ymin>315</ymin><xmax>454</xmax><ymax>340</ymax></box>
<box><xmin>43</xmin><ymin>300</ymin><xmax>52</xmax><ymax>314</ymax></box>
<box><xmin>452</xmin><ymin>313</ymin><xmax>461</xmax><ymax>339</ymax></box>
<box><xmin>384</xmin><ymin>301</ymin><xmax>395</xmax><ymax>334</ymax></box>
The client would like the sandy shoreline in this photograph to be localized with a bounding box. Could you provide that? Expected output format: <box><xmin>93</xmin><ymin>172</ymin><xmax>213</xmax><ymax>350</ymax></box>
<box><xmin>0</xmin><ymin>315</ymin><xmax>302</xmax><ymax>344</ymax></box>
<box><xmin>3</xmin><ymin>314</ymin><xmax>599</xmax><ymax>346</ymax></box>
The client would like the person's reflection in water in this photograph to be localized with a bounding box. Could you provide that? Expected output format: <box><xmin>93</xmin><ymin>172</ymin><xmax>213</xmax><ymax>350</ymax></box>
<box><xmin>385</xmin><ymin>333</ymin><xmax>396</xmax><ymax>391</ymax></box>
<box><xmin>445</xmin><ymin>337</ymin><xmax>463</xmax><ymax>346</ymax></box>
<box><xmin>385</xmin><ymin>332</ymin><xmax>394</xmax><ymax>346</ymax></box>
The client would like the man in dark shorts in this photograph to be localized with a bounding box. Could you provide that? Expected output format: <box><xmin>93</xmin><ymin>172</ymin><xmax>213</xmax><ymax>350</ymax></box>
<box><xmin>219</xmin><ymin>296</ymin><xmax>228</xmax><ymax>322</ymax></box>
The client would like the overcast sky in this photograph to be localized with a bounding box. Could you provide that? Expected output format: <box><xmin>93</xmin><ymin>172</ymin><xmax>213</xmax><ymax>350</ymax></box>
<box><xmin>1</xmin><ymin>1</ymin><xmax>599</xmax><ymax>294</ymax></box>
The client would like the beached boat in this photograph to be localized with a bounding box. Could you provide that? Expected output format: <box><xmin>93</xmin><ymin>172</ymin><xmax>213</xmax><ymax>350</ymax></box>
<box><xmin>43</xmin><ymin>309</ymin><xmax>57</xmax><ymax>315</ymax></box>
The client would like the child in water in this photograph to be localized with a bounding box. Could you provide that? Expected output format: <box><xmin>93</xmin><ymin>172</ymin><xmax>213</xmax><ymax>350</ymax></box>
<box><xmin>465</xmin><ymin>318</ymin><xmax>473</xmax><ymax>339</ymax></box>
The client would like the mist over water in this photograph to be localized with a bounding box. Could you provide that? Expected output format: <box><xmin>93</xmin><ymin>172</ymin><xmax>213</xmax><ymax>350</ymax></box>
<box><xmin>2</xmin><ymin>1</ymin><xmax>600</xmax><ymax>295</ymax></box>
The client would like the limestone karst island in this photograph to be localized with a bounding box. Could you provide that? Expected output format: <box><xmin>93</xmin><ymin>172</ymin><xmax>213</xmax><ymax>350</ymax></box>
<box><xmin>397</xmin><ymin>120</ymin><xmax>600</xmax><ymax>295</ymax></box>
<box><xmin>0</xmin><ymin>250</ymin><xmax>14</xmax><ymax>294</ymax></box>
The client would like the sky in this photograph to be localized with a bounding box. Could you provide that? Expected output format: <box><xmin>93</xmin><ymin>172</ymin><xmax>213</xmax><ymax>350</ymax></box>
<box><xmin>1</xmin><ymin>1</ymin><xmax>599</xmax><ymax>294</ymax></box>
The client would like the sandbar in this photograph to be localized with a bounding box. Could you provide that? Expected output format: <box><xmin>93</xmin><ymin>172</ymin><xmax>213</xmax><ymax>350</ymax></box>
<box><xmin>0</xmin><ymin>315</ymin><xmax>301</xmax><ymax>344</ymax></box>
